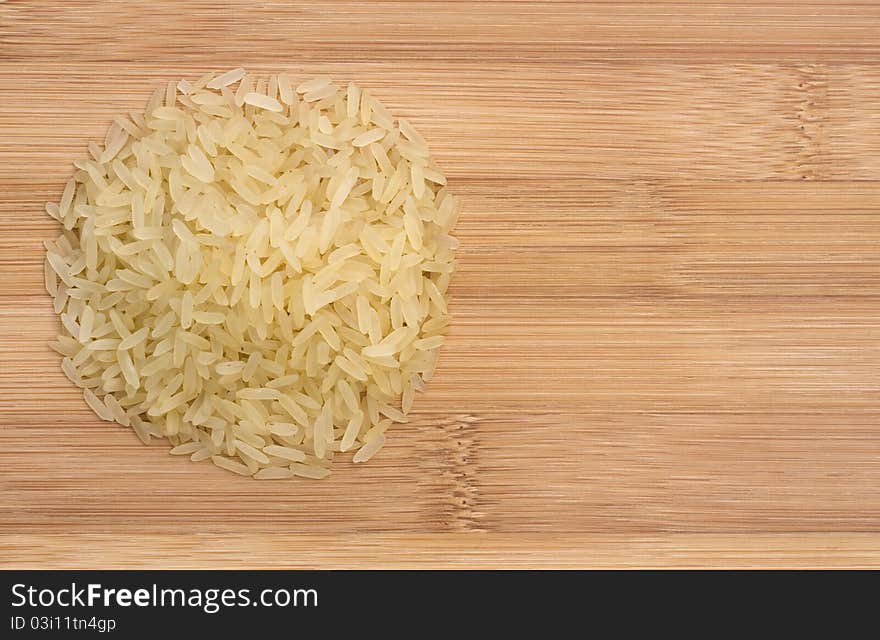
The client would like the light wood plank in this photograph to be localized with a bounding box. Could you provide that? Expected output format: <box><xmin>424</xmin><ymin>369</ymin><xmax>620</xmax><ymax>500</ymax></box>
<box><xmin>3</xmin><ymin>63</ymin><xmax>880</xmax><ymax>180</ymax></box>
<box><xmin>3</xmin><ymin>533</ymin><xmax>880</xmax><ymax>569</ymax></box>
<box><xmin>3</xmin><ymin>1</ymin><xmax>880</xmax><ymax>63</ymax></box>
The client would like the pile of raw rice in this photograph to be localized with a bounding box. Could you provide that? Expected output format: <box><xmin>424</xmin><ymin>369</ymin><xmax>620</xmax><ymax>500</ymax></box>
<box><xmin>43</xmin><ymin>69</ymin><xmax>459</xmax><ymax>479</ymax></box>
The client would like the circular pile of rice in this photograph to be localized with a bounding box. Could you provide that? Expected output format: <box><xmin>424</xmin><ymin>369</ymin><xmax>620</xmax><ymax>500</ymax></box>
<box><xmin>43</xmin><ymin>69</ymin><xmax>459</xmax><ymax>479</ymax></box>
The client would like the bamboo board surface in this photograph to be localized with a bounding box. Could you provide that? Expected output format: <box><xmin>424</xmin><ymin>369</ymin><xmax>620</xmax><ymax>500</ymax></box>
<box><xmin>2</xmin><ymin>1</ymin><xmax>880</xmax><ymax>569</ymax></box>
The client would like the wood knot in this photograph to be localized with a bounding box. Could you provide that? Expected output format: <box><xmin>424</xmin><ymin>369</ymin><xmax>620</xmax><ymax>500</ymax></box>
<box><xmin>417</xmin><ymin>414</ymin><xmax>485</xmax><ymax>532</ymax></box>
<box><xmin>793</xmin><ymin>65</ymin><xmax>829</xmax><ymax>180</ymax></box>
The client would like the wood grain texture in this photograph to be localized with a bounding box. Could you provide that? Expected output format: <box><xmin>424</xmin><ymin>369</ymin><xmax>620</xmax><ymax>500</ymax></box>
<box><xmin>2</xmin><ymin>0</ymin><xmax>880</xmax><ymax>568</ymax></box>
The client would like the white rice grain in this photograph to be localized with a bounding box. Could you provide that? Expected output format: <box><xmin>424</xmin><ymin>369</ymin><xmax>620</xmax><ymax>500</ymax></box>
<box><xmin>207</xmin><ymin>67</ymin><xmax>246</xmax><ymax>90</ymax></box>
<box><xmin>352</xmin><ymin>434</ymin><xmax>385</xmax><ymax>463</ymax></box>
<box><xmin>243</xmin><ymin>92</ymin><xmax>283</xmax><ymax>112</ymax></box>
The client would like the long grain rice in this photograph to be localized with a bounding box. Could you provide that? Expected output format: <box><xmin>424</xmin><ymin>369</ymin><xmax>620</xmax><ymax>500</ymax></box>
<box><xmin>43</xmin><ymin>69</ymin><xmax>459</xmax><ymax>479</ymax></box>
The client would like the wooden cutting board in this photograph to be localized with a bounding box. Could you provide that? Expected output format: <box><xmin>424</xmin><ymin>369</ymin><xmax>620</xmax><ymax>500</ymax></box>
<box><xmin>2</xmin><ymin>0</ymin><xmax>880</xmax><ymax>569</ymax></box>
